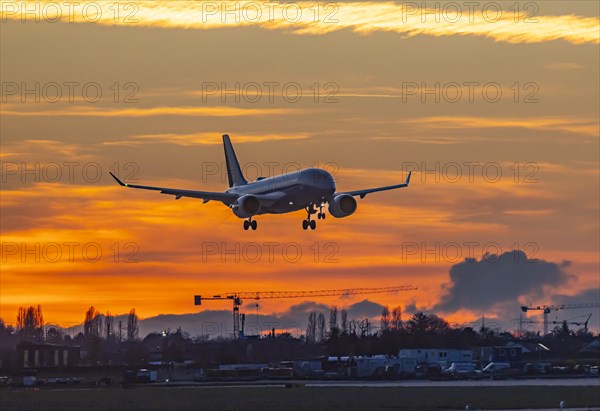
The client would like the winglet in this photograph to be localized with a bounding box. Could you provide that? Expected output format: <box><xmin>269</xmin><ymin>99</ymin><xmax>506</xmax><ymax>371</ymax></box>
<box><xmin>406</xmin><ymin>171</ymin><xmax>412</xmax><ymax>185</ymax></box>
<box><xmin>109</xmin><ymin>172</ymin><xmax>128</xmax><ymax>187</ymax></box>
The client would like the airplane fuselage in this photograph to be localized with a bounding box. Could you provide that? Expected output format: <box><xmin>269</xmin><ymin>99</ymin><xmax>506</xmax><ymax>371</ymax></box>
<box><xmin>226</xmin><ymin>168</ymin><xmax>336</xmax><ymax>214</ymax></box>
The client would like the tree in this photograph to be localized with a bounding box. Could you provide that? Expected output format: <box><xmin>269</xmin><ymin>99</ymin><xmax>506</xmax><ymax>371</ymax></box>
<box><xmin>105</xmin><ymin>311</ymin><xmax>114</xmax><ymax>341</ymax></box>
<box><xmin>428</xmin><ymin>314</ymin><xmax>450</xmax><ymax>333</ymax></box>
<box><xmin>306</xmin><ymin>312</ymin><xmax>317</xmax><ymax>344</ymax></box>
<box><xmin>390</xmin><ymin>306</ymin><xmax>402</xmax><ymax>331</ymax></box>
<box><xmin>328</xmin><ymin>306</ymin><xmax>339</xmax><ymax>340</ymax></box>
<box><xmin>16</xmin><ymin>305</ymin><xmax>44</xmax><ymax>342</ymax></box>
<box><xmin>127</xmin><ymin>308</ymin><xmax>139</xmax><ymax>341</ymax></box>
<box><xmin>341</xmin><ymin>309</ymin><xmax>348</xmax><ymax>335</ymax></box>
<box><xmin>45</xmin><ymin>326</ymin><xmax>64</xmax><ymax>343</ymax></box>
<box><xmin>358</xmin><ymin>318</ymin><xmax>371</xmax><ymax>337</ymax></box>
<box><xmin>317</xmin><ymin>313</ymin><xmax>326</xmax><ymax>342</ymax></box>
<box><xmin>84</xmin><ymin>306</ymin><xmax>102</xmax><ymax>339</ymax></box>
<box><xmin>552</xmin><ymin>320</ymin><xmax>572</xmax><ymax>338</ymax></box>
<box><xmin>407</xmin><ymin>312</ymin><xmax>431</xmax><ymax>335</ymax></box>
<box><xmin>406</xmin><ymin>312</ymin><xmax>449</xmax><ymax>334</ymax></box>
<box><xmin>380</xmin><ymin>306</ymin><xmax>390</xmax><ymax>333</ymax></box>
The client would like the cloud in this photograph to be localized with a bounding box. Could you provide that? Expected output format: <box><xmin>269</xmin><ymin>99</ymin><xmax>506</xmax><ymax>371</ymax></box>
<box><xmin>1</xmin><ymin>105</ymin><xmax>297</xmax><ymax>118</ymax></box>
<box><xmin>551</xmin><ymin>288</ymin><xmax>600</xmax><ymax>306</ymax></box>
<box><xmin>404</xmin><ymin>302</ymin><xmax>419</xmax><ymax>316</ymax></box>
<box><xmin>2</xmin><ymin>1</ymin><xmax>598</xmax><ymax>45</ymax></box>
<box><xmin>102</xmin><ymin>132</ymin><xmax>310</xmax><ymax>147</ymax></box>
<box><xmin>346</xmin><ymin>299</ymin><xmax>384</xmax><ymax>319</ymax></box>
<box><xmin>405</xmin><ymin>116</ymin><xmax>600</xmax><ymax>138</ymax></box>
<box><xmin>286</xmin><ymin>301</ymin><xmax>330</xmax><ymax>317</ymax></box>
<box><xmin>433</xmin><ymin>250</ymin><xmax>573</xmax><ymax>313</ymax></box>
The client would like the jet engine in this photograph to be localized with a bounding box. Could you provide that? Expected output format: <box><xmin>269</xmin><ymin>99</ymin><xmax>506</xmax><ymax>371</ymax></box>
<box><xmin>328</xmin><ymin>194</ymin><xmax>357</xmax><ymax>218</ymax></box>
<box><xmin>232</xmin><ymin>195</ymin><xmax>261</xmax><ymax>218</ymax></box>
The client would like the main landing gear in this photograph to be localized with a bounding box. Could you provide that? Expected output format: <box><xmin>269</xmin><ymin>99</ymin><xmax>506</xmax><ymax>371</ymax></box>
<box><xmin>302</xmin><ymin>204</ymin><xmax>320</xmax><ymax>230</ymax></box>
<box><xmin>302</xmin><ymin>219</ymin><xmax>316</xmax><ymax>230</ymax></box>
<box><xmin>243</xmin><ymin>218</ymin><xmax>257</xmax><ymax>231</ymax></box>
<box><xmin>317</xmin><ymin>204</ymin><xmax>326</xmax><ymax>220</ymax></box>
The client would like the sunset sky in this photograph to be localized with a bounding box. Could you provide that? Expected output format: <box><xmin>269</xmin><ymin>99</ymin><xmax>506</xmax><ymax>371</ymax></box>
<box><xmin>1</xmin><ymin>1</ymin><xmax>599</xmax><ymax>336</ymax></box>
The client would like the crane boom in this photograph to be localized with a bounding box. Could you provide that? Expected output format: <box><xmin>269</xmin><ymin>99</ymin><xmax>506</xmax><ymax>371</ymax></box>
<box><xmin>521</xmin><ymin>302</ymin><xmax>600</xmax><ymax>312</ymax></box>
<box><xmin>194</xmin><ymin>285</ymin><xmax>417</xmax><ymax>339</ymax></box>
<box><xmin>226</xmin><ymin>286</ymin><xmax>416</xmax><ymax>300</ymax></box>
<box><xmin>520</xmin><ymin>302</ymin><xmax>600</xmax><ymax>335</ymax></box>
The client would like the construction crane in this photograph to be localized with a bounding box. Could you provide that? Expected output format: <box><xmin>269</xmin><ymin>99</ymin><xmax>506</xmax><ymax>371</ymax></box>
<box><xmin>194</xmin><ymin>285</ymin><xmax>417</xmax><ymax>339</ymax></box>
<box><xmin>521</xmin><ymin>303</ymin><xmax>600</xmax><ymax>336</ymax></box>
<box><xmin>515</xmin><ymin>314</ymin><xmax>593</xmax><ymax>335</ymax></box>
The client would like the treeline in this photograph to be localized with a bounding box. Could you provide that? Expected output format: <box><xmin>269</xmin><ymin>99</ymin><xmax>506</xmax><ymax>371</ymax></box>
<box><xmin>82</xmin><ymin>306</ymin><xmax>139</xmax><ymax>342</ymax></box>
<box><xmin>0</xmin><ymin>304</ymin><xmax>596</xmax><ymax>367</ymax></box>
<box><xmin>304</xmin><ymin>305</ymin><xmax>597</xmax><ymax>358</ymax></box>
<box><xmin>1</xmin><ymin>305</ymin><xmax>140</xmax><ymax>343</ymax></box>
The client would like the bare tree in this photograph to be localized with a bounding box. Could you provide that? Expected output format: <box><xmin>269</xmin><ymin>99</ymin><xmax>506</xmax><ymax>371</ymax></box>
<box><xmin>84</xmin><ymin>306</ymin><xmax>102</xmax><ymax>339</ymax></box>
<box><xmin>45</xmin><ymin>325</ymin><xmax>64</xmax><ymax>343</ymax></box>
<box><xmin>359</xmin><ymin>318</ymin><xmax>370</xmax><ymax>337</ymax></box>
<box><xmin>380</xmin><ymin>305</ymin><xmax>390</xmax><ymax>332</ymax></box>
<box><xmin>391</xmin><ymin>306</ymin><xmax>402</xmax><ymax>331</ymax></box>
<box><xmin>341</xmin><ymin>309</ymin><xmax>348</xmax><ymax>335</ymax></box>
<box><xmin>105</xmin><ymin>311</ymin><xmax>114</xmax><ymax>340</ymax></box>
<box><xmin>17</xmin><ymin>305</ymin><xmax>44</xmax><ymax>342</ymax></box>
<box><xmin>317</xmin><ymin>313</ymin><xmax>326</xmax><ymax>342</ymax></box>
<box><xmin>306</xmin><ymin>312</ymin><xmax>317</xmax><ymax>344</ymax></box>
<box><xmin>328</xmin><ymin>306</ymin><xmax>339</xmax><ymax>338</ymax></box>
<box><xmin>127</xmin><ymin>308</ymin><xmax>139</xmax><ymax>341</ymax></box>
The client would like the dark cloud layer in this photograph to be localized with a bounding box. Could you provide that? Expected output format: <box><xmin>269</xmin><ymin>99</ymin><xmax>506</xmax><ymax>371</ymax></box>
<box><xmin>433</xmin><ymin>250</ymin><xmax>572</xmax><ymax>313</ymax></box>
<box><xmin>347</xmin><ymin>299</ymin><xmax>385</xmax><ymax>319</ymax></box>
<box><xmin>552</xmin><ymin>288</ymin><xmax>600</xmax><ymax>305</ymax></box>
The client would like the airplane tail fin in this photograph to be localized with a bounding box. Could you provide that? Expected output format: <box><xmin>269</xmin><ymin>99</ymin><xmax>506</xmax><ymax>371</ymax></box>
<box><xmin>222</xmin><ymin>134</ymin><xmax>247</xmax><ymax>187</ymax></box>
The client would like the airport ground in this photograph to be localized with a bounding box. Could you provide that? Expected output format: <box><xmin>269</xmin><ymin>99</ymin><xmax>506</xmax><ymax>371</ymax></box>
<box><xmin>1</xmin><ymin>379</ymin><xmax>599</xmax><ymax>411</ymax></box>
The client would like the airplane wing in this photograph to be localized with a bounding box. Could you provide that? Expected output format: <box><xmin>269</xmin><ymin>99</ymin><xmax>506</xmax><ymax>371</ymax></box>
<box><xmin>337</xmin><ymin>171</ymin><xmax>412</xmax><ymax>199</ymax></box>
<box><xmin>109</xmin><ymin>172</ymin><xmax>239</xmax><ymax>204</ymax></box>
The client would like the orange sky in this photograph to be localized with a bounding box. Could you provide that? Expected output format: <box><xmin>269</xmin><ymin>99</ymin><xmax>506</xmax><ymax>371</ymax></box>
<box><xmin>1</xmin><ymin>1</ymin><xmax>599</xmax><ymax>334</ymax></box>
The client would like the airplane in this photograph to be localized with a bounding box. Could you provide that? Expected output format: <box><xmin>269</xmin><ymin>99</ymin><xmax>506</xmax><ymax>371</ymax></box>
<box><xmin>109</xmin><ymin>134</ymin><xmax>411</xmax><ymax>230</ymax></box>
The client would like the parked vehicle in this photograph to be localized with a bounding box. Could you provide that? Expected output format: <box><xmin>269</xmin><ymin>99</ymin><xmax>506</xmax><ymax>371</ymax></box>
<box><xmin>524</xmin><ymin>362</ymin><xmax>552</xmax><ymax>374</ymax></box>
<box><xmin>443</xmin><ymin>362</ymin><xmax>477</xmax><ymax>378</ymax></box>
<box><xmin>482</xmin><ymin>362</ymin><xmax>511</xmax><ymax>374</ymax></box>
<box><xmin>415</xmin><ymin>363</ymin><xmax>442</xmax><ymax>379</ymax></box>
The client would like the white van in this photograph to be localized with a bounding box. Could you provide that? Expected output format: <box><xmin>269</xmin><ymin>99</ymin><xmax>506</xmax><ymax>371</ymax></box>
<box><xmin>482</xmin><ymin>362</ymin><xmax>511</xmax><ymax>373</ymax></box>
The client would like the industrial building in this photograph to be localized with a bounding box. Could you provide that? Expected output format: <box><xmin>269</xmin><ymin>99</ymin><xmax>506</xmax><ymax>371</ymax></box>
<box><xmin>399</xmin><ymin>348</ymin><xmax>472</xmax><ymax>367</ymax></box>
<box><xmin>16</xmin><ymin>342</ymin><xmax>80</xmax><ymax>368</ymax></box>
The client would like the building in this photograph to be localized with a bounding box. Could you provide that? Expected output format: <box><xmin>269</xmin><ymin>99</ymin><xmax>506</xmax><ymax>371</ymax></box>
<box><xmin>348</xmin><ymin>356</ymin><xmax>417</xmax><ymax>378</ymax></box>
<box><xmin>479</xmin><ymin>345</ymin><xmax>522</xmax><ymax>364</ymax></box>
<box><xmin>399</xmin><ymin>349</ymin><xmax>472</xmax><ymax>367</ymax></box>
<box><xmin>17</xmin><ymin>342</ymin><xmax>80</xmax><ymax>368</ymax></box>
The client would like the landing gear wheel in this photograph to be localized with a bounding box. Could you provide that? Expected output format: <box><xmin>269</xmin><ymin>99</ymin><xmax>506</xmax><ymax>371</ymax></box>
<box><xmin>317</xmin><ymin>202</ymin><xmax>327</xmax><ymax>220</ymax></box>
<box><xmin>243</xmin><ymin>220</ymin><xmax>250</xmax><ymax>230</ymax></box>
<box><xmin>310</xmin><ymin>220</ymin><xmax>316</xmax><ymax>230</ymax></box>
<box><xmin>302</xmin><ymin>220</ymin><xmax>309</xmax><ymax>230</ymax></box>
<box><xmin>251</xmin><ymin>220</ymin><xmax>257</xmax><ymax>230</ymax></box>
